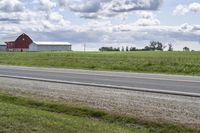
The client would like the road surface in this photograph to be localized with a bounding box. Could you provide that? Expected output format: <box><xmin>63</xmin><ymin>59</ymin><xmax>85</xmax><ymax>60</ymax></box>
<box><xmin>0</xmin><ymin>65</ymin><xmax>200</xmax><ymax>96</ymax></box>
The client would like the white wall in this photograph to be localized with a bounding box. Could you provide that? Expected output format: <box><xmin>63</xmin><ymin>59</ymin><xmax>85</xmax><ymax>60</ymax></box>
<box><xmin>29</xmin><ymin>43</ymin><xmax>38</xmax><ymax>51</ymax></box>
<box><xmin>37</xmin><ymin>45</ymin><xmax>71</xmax><ymax>51</ymax></box>
<box><xmin>29</xmin><ymin>43</ymin><xmax>71</xmax><ymax>51</ymax></box>
<box><xmin>0</xmin><ymin>45</ymin><xmax>6</xmax><ymax>51</ymax></box>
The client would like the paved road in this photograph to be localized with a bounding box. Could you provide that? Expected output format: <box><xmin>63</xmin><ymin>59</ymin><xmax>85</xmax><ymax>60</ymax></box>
<box><xmin>0</xmin><ymin>65</ymin><xmax>200</xmax><ymax>95</ymax></box>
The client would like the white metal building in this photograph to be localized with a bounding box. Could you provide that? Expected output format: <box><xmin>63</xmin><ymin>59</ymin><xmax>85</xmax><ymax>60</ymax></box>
<box><xmin>29</xmin><ymin>42</ymin><xmax>72</xmax><ymax>51</ymax></box>
<box><xmin>0</xmin><ymin>41</ymin><xmax>6</xmax><ymax>51</ymax></box>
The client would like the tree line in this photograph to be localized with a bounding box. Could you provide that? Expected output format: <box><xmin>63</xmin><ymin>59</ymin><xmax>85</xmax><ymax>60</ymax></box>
<box><xmin>99</xmin><ymin>41</ymin><xmax>191</xmax><ymax>52</ymax></box>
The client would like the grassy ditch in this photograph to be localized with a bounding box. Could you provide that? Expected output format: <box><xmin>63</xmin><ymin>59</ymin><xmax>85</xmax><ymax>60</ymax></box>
<box><xmin>0</xmin><ymin>92</ymin><xmax>199</xmax><ymax>133</ymax></box>
<box><xmin>0</xmin><ymin>51</ymin><xmax>200</xmax><ymax>76</ymax></box>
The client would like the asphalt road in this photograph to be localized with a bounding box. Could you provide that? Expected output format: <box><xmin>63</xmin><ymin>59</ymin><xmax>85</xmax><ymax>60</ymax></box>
<box><xmin>0</xmin><ymin>65</ymin><xmax>200</xmax><ymax>96</ymax></box>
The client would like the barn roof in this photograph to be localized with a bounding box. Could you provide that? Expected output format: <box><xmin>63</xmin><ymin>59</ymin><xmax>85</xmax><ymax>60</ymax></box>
<box><xmin>1</xmin><ymin>33</ymin><xmax>72</xmax><ymax>46</ymax></box>
<box><xmin>34</xmin><ymin>41</ymin><xmax>71</xmax><ymax>46</ymax></box>
<box><xmin>2</xmin><ymin>33</ymin><xmax>25</xmax><ymax>42</ymax></box>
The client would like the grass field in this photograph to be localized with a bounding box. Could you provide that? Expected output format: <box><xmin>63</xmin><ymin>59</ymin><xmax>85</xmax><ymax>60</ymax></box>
<box><xmin>0</xmin><ymin>51</ymin><xmax>200</xmax><ymax>75</ymax></box>
<box><xmin>0</xmin><ymin>92</ymin><xmax>198</xmax><ymax>133</ymax></box>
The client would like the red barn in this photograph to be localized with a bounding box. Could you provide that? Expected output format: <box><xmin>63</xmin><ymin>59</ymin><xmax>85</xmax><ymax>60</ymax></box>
<box><xmin>2</xmin><ymin>33</ymin><xmax>72</xmax><ymax>52</ymax></box>
<box><xmin>4</xmin><ymin>33</ymin><xmax>33</xmax><ymax>51</ymax></box>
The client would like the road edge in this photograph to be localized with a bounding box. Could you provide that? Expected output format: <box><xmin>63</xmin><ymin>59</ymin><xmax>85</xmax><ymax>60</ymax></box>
<box><xmin>0</xmin><ymin>74</ymin><xmax>200</xmax><ymax>98</ymax></box>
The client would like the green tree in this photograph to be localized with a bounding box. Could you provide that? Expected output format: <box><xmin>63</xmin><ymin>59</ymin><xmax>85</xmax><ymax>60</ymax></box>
<box><xmin>156</xmin><ymin>42</ymin><xmax>164</xmax><ymax>51</ymax></box>
<box><xmin>183</xmin><ymin>46</ymin><xmax>190</xmax><ymax>52</ymax></box>
<box><xmin>130</xmin><ymin>47</ymin><xmax>136</xmax><ymax>51</ymax></box>
<box><xmin>144</xmin><ymin>41</ymin><xmax>165</xmax><ymax>51</ymax></box>
<box><xmin>126</xmin><ymin>46</ymin><xmax>129</xmax><ymax>52</ymax></box>
<box><xmin>121</xmin><ymin>46</ymin><xmax>125</xmax><ymax>52</ymax></box>
<box><xmin>146</xmin><ymin>41</ymin><xmax>165</xmax><ymax>51</ymax></box>
<box><xmin>168</xmin><ymin>43</ymin><xmax>173</xmax><ymax>51</ymax></box>
<box><xmin>149</xmin><ymin>41</ymin><xmax>157</xmax><ymax>50</ymax></box>
<box><xmin>99</xmin><ymin>47</ymin><xmax>120</xmax><ymax>52</ymax></box>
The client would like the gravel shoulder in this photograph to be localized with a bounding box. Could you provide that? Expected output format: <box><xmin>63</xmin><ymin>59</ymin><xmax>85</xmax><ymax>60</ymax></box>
<box><xmin>0</xmin><ymin>77</ymin><xmax>200</xmax><ymax>127</ymax></box>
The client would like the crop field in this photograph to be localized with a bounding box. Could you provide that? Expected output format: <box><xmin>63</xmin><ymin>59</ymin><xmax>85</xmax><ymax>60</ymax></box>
<box><xmin>0</xmin><ymin>51</ymin><xmax>200</xmax><ymax>75</ymax></box>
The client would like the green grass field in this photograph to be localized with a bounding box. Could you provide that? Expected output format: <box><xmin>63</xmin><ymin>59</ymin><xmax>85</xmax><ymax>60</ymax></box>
<box><xmin>0</xmin><ymin>92</ymin><xmax>198</xmax><ymax>133</ymax></box>
<box><xmin>0</xmin><ymin>51</ymin><xmax>200</xmax><ymax>75</ymax></box>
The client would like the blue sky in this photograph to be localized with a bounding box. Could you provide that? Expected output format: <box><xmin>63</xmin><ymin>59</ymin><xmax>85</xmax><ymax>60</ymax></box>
<box><xmin>0</xmin><ymin>0</ymin><xmax>200</xmax><ymax>51</ymax></box>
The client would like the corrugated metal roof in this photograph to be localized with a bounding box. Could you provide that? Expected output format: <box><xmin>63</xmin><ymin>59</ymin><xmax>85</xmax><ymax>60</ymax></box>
<box><xmin>34</xmin><ymin>41</ymin><xmax>71</xmax><ymax>46</ymax></box>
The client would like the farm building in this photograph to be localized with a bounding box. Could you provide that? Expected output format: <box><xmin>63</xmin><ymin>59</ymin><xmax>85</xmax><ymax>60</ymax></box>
<box><xmin>1</xmin><ymin>33</ymin><xmax>71</xmax><ymax>52</ymax></box>
<box><xmin>0</xmin><ymin>41</ymin><xmax>6</xmax><ymax>51</ymax></box>
<box><xmin>30</xmin><ymin>42</ymin><xmax>71</xmax><ymax>51</ymax></box>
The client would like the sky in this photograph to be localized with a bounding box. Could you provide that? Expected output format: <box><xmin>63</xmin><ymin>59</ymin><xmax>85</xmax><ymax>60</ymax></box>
<box><xmin>0</xmin><ymin>0</ymin><xmax>200</xmax><ymax>51</ymax></box>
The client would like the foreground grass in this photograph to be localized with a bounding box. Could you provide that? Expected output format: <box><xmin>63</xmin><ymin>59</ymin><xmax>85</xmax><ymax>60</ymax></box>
<box><xmin>0</xmin><ymin>92</ymin><xmax>199</xmax><ymax>133</ymax></box>
<box><xmin>0</xmin><ymin>51</ymin><xmax>200</xmax><ymax>75</ymax></box>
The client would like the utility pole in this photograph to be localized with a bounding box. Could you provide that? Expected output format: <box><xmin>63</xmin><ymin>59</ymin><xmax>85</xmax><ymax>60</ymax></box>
<box><xmin>84</xmin><ymin>43</ymin><xmax>86</xmax><ymax>52</ymax></box>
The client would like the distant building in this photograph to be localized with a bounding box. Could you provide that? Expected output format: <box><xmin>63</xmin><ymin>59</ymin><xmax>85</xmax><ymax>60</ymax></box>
<box><xmin>1</xmin><ymin>33</ymin><xmax>72</xmax><ymax>52</ymax></box>
<box><xmin>0</xmin><ymin>41</ymin><xmax>6</xmax><ymax>51</ymax></box>
<box><xmin>30</xmin><ymin>42</ymin><xmax>71</xmax><ymax>51</ymax></box>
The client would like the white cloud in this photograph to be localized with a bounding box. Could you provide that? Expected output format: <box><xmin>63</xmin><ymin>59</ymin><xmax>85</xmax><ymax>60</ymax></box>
<box><xmin>110</xmin><ymin>0</ymin><xmax>163</xmax><ymax>12</ymax></box>
<box><xmin>179</xmin><ymin>23</ymin><xmax>193</xmax><ymax>32</ymax></box>
<box><xmin>174</xmin><ymin>2</ymin><xmax>200</xmax><ymax>15</ymax></box>
<box><xmin>135</xmin><ymin>11</ymin><xmax>160</xmax><ymax>26</ymax></box>
<box><xmin>34</xmin><ymin>0</ymin><xmax>56</xmax><ymax>11</ymax></box>
<box><xmin>0</xmin><ymin>0</ymin><xmax>24</xmax><ymax>12</ymax></box>
<box><xmin>69</xmin><ymin>0</ymin><xmax>100</xmax><ymax>13</ymax></box>
<box><xmin>135</xmin><ymin>18</ymin><xmax>160</xmax><ymax>26</ymax></box>
<box><xmin>136</xmin><ymin>11</ymin><xmax>154</xmax><ymax>19</ymax></box>
<box><xmin>189</xmin><ymin>3</ymin><xmax>200</xmax><ymax>12</ymax></box>
<box><xmin>0</xmin><ymin>6</ymin><xmax>71</xmax><ymax>34</ymax></box>
<box><xmin>65</xmin><ymin>0</ymin><xmax>163</xmax><ymax>19</ymax></box>
<box><xmin>58</xmin><ymin>0</ymin><xmax>68</xmax><ymax>9</ymax></box>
